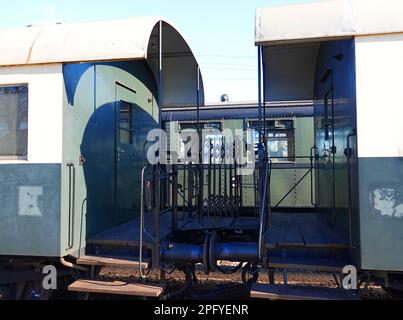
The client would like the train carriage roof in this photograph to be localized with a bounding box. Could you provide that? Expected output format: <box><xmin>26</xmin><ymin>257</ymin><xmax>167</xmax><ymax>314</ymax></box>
<box><xmin>0</xmin><ymin>17</ymin><xmax>204</xmax><ymax>107</ymax></box>
<box><xmin>255</xmin><ymin>0</ymin><xmax>403</xmax><ymax>103</ymax></box>
<box><xmin>256</xmin><ymin>0</ymin><xmax>403</xmax><ymax>45</ymax></box>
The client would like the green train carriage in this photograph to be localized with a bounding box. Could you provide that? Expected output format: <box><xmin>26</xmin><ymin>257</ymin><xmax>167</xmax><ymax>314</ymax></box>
<box><xmin>252</xmin><ymin>0</ymin><xmax>403</xmax><ymax>298</ymax></box>
<box><xmin>162</xmin><ymin>102</ymin><xmax>316</xmax><ymax>211</ymax></box>
<box><xmin>0</xmin><ymin>17</ymin><xmax>203</xmax><ymax>299</ymax></box>
<box><xmin>1</xmin><ymin>0</ymin><xmax>403</xmax><ymax>301</ymax></box>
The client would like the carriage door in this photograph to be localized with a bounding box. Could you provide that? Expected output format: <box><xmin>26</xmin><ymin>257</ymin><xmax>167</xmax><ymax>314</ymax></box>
<box><xmin>115</xmin><ymin>83</ymin><xmax>137</xmax><ymax>225</ymax></box>
<box><xmin>323</xmin><ymin>85</ymin><xmax>336</xmax><ymax>224</ymax></box>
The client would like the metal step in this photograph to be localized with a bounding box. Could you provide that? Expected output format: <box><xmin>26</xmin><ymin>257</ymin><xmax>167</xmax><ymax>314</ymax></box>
<box><xmin>268</xmin><ymin>257</ymin><xmax>348</xmax><ymax>273</ymax></box>
<box><xmin>68</xmin><ymin>279</ymin><xmax>165</xmax><ymax>298</ymax></box>
<box><xmin>77</xmin><ymin>255</ymin><xmax>149</xmax><ymax>269</ymax></box>
<box><xmin>251</xmin><ymin>284</ymin><xmax>360</xmax><ymax>300</ymax></box>
<box><xmin>85</xmin><ymin>238</ymin><xmax>154</xmax><ymax>248</ymax></box>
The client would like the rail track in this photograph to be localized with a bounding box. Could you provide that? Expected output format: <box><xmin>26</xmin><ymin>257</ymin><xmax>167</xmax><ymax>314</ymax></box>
<box><xmin>55</xmin><ymin>266</ymin><xmax>390</xmax><ymax>300</ymax></box>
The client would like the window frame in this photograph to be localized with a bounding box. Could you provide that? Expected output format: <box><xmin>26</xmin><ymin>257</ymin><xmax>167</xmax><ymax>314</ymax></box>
<box><xmin>177</xmin><ymin>121</ymin><xmax>224</xmax><ymax>164</ymax></box>
<box><xmin>118</xmin><ymin>100</ymin><xmax>134</xmax><ymax>145</ymax></box>
<box><xmin>0</xmin><ymin>83</ymin><xmax>29</xmax><ymax>161</ymax></box>
<box><xmin>247</xmin><ymin>119</ymin><xmax>296</xmax><ymax>163</ymax></box>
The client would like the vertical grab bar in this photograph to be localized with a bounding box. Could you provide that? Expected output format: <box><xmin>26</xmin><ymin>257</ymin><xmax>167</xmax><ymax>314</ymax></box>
<box><xmin>171</xmin><ymin>164</ymin><xmax>179</xmax><ymax>232</ymax></box>
<box><xmin>66</xmin><ymin>162</ymin><xmax>75</xmax><ymax>251</ymax></box>
<box><xmin>310</xmin><ymin>146</ymin><xmax>319</xmax><ymax>207</ymax></box>
<box><xmin>258</xmin><ymin>159</ymin><xmax>271</xmax><ymax>260</ymax></box>
<box><xmin>139</xmin><ymin>165</ymin><xmax>148</xmax><ymax>279</ymax></box>
<box><xmin>346</xmin><ymin>130</ymin><xmax>356</xmax><ymax>248</ymax></box>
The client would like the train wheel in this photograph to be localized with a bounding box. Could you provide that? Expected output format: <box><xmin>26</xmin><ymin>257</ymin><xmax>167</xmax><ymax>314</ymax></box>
<box><xmin>241</xmin><ymin>263</ymin><xmax>259</xmax><ymax>285</ymax></box>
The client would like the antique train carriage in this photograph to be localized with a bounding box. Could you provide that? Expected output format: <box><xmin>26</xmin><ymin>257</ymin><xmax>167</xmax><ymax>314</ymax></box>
<box><xmin>162</xmin><ymin>101</ymin><xmax>315</xmax><ymax>210</ymax></box>
<box><xmin>0</xmin><ymin>17</ymin><xmax>203</xmax><ymax>299</ymax></box>
<box><xmin>1</xmin><ymin>1</ymin><xmax>403</xmax><ymax>301</ymax></box>
<box><xmin>251</xmin><ymin>0</ymin><xmax>403</xmax><ymax>299</ymax></box>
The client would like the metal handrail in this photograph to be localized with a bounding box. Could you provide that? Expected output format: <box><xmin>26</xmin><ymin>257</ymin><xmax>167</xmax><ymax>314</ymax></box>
<box><xmin>310</xmin><ymin>146</ymin><xmax>319</xmax><ymax>207</ymax></box>
<box><xmin>258</xmin><ymin>159</ymin><xmax>271</xmax><ymax>260</ymax></box>
<box><xmin>66</xmin><ymin>162</ymin><xmax>76</xmax><ymax>251</ymax></box>
<box><xmin>256</xmin><ymin>149</ymin><xmax>319</xmax><ymax>210</ymax></box>
<box><xmin>139</xmin><ymin>165</ymin><xmax>149</xmax><ymax>279</ymax></box>
<box><xmin>346</xmin><ymin>130</ymin><xmax>356</xmax><ymax>248</ymax></box>
<box><xmin>139</xmin><ymin>164</ymin><xmax>179</xmax><ymax>276</ymax></box>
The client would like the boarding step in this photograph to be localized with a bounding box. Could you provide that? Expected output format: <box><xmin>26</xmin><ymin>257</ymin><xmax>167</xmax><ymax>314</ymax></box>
<box><xmin>268</xmin><ymin>257</ymin><xmax>348</xmax><ymax>273</ymax></box>
<box><xmin>85</xmin><ymin>238</ymin><xmax>153</xmax><ymax>248</ymax></box>
<box><xmin>251</xmin><ymin>284</ymin><xmax>360</xmax><ymax>300</ymax></box>
<box><xmin>68</xmin><ymin>279</ymin><xmax>165</xmax><ymax>298</ymax></box>
<box><xmin>77</xmin><ymin>255</ymin><xmax>150</xmax><ymax>269</ymax></box>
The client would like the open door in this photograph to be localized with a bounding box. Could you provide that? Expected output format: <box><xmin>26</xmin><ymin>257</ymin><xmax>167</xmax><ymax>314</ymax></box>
<box><xmin>316</xmin><ymin>71</ymin><xmax>337</xmax><ymax>226</ymax></box>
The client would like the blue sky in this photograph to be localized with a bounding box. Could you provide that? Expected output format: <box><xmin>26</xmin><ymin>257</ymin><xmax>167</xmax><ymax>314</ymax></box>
<box><xmin>0</xmin><ymin>0</ymin><xmax>317</xmax><ymax>103</ymax></box>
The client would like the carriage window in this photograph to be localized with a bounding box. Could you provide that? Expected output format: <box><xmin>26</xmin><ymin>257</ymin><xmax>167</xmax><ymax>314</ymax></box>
<box><xmin>178</xmin><ymin>122</ymin><xmax>223</xmax><ymax>163</ymax></box>
<box><xmin>203</xmin><ymin>122</ymin><xmax>223</xmax><ymax>164</ymax></box>
<box><xmin>119</xmin><ymin>101</ymin><xmax>133</xmax><ymax>144</ymax></box>
<box><xmin>179</xmin><ymin>122</ymin><xmax>222</xmax><ymax>132</ymax></box>
<box><xmin>249</xmin><ymin>120</ymin><xmax>295</xmax><ymax>162</ymax></box>
<box><xmin>0</xmin><ymin>85</ymin><xmax>28</xmax><ymax>159</ymax></box>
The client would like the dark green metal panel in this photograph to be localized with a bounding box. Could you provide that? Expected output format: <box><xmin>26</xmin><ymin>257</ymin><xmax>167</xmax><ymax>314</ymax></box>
<box><xmin>0</xmin><ymin>164</ymin><xmax>61</xmax><ymax>256</ymax></box>
<box><xmin>80</xmin><ymin>101</ymin><xmax>117</xmax><ymax>238</ymax></box>
<box><xmin>359</xmin><ymin>157</ymin><xmax>403</xmax><ymax>271</ymax></box>
<box><xmin>313</xmin><ymin>39</ymin><xmax>358</xmax><ymax>246</ymax></box>
<box><xmin>62</xmin><ymin>64</ymin><xmax>95</xmax><ymax>255</ymax></box>
<box><xmin>62</xmin><ymin>60</ymin><xmax>158</xmax><ymax>249</ymax></box>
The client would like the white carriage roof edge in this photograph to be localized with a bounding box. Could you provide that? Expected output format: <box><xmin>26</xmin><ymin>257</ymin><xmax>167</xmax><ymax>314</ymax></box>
<box><xmin>256</xmin><ymin>0</ymin><xmax>403</xmax><ymax>45</ymax></box>
<box><xmin>0</xmin><ymin>16</ymin><xmax>186</xmax><ymax>65</ymax></box>
<box><xmin>0</xmin><ymin>16</ymin><xmax>205</xmax><ymax>107</ymax></box>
